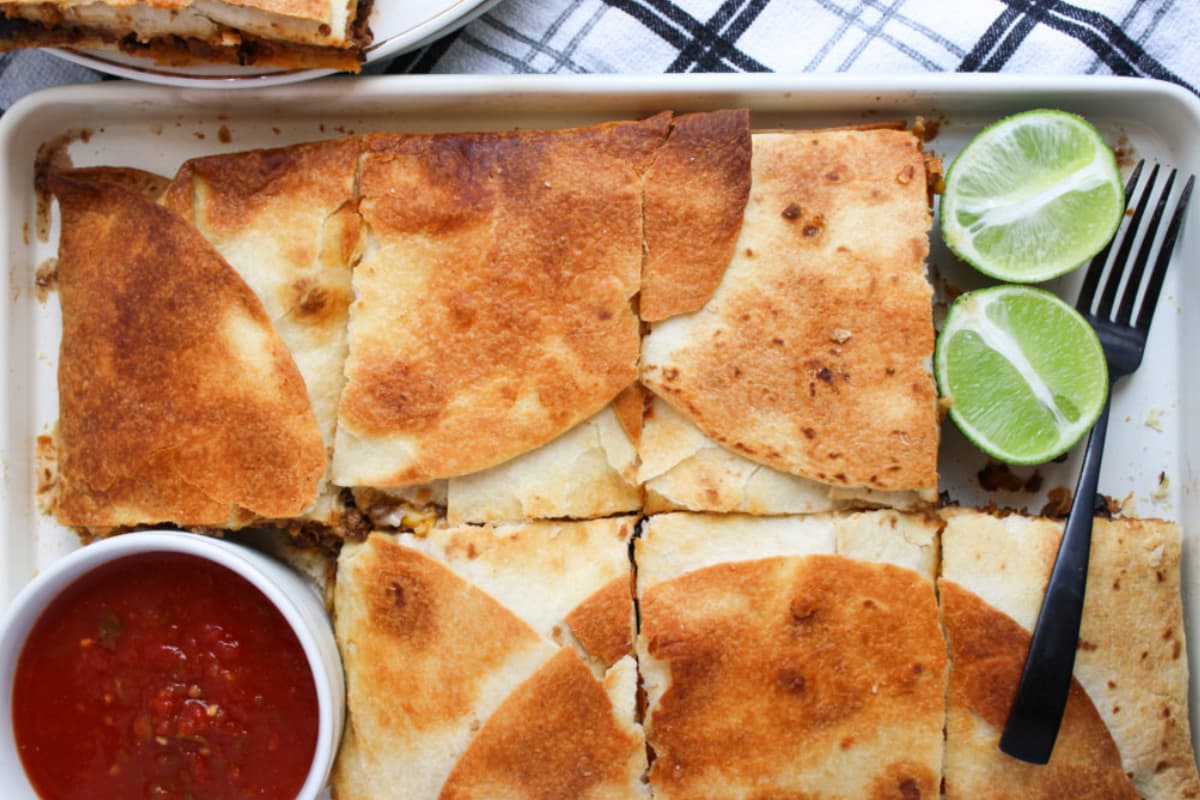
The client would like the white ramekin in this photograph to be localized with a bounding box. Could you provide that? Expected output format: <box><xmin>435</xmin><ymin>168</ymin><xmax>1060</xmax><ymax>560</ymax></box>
<box><xmin>0</xmin><ymin>530</ymin><xmax>345</xmax><ymax>800</ymax></box>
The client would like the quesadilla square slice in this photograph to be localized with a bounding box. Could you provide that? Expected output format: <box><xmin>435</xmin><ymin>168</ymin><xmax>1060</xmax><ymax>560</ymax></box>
<box><xmin>939</xmin><ymin>509</ymin><xmax>1200</xmax><ymax>799</ymax></box>
<box><xmin>636</xmin><ymin>510</ymin><xmax>945</xmax><ymax>799</ymax></box>
<box><xmin>49</xmin><ymin>170</ymin><xmax>324</xmax><ymax>528</ymax></box>
<box><xmin>0</xmin><ymin>0</ymin><xmax>374</xmax><ymax>71</ymax></box>
<box><xmin>641</xmin><ymin>127</ymin><xmax>938</xmax><ymax>496</ymax></box>
<box><xmin>333</xmin><ymin>115</ymin><xmax>670</xmax><ymax>489</ymax></box>
<box><xmin>333</xmin><ymin>517</ymin><xmax>646</xmax><ymax>799</ymax></box>
<box><xmin>162</xmin><ymin>136</ymin><xmax>361</xmax><ymax>529</ymax></box>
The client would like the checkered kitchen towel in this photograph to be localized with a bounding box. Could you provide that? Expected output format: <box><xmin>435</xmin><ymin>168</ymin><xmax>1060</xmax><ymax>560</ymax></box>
<box><xmin>2</xmin><ymin>0</ymin><xmax>1197</xmax><ymax>112</ymax></box>
<box><xmin>386</xmin><ymin>0</ymin><xmax>1198</xmax><ymax>89</ymax></box>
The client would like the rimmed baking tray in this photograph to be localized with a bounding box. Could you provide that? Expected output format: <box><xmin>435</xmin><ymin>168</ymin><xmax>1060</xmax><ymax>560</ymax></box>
<box><xmin>2</xmin><ymin>73</ymin><xmax>1197</xmax><ymax>746</ymax></box>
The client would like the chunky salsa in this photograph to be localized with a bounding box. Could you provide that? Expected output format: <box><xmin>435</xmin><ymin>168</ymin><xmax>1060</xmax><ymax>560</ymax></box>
<box><xmin>13</xmin><ymin>552</ymin><xmax>319</xmax><ymax>800</ymax></box>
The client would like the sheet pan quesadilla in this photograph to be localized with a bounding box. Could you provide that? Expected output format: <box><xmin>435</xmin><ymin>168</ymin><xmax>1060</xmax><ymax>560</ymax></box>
<box><xmin>37</xmin><ymin>112</ymin><xmax>1200</xmax><ymax>798</ymax></box>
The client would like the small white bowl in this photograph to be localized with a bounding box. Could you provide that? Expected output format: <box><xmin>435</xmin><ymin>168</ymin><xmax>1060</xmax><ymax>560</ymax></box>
<box><xmin>0</xmin><ymin>530</ymin><xmax>345</xmax><ymax>800</ymax></box>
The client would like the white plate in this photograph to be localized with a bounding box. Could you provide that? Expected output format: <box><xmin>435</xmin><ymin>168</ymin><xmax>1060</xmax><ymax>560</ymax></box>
<box><xmin>1</xmin><ymin>73</ymin><xmax>1198</xmax><ymax>766</ymax></box>
<box><xmin>46</xmin><ymin>0</ymin><xmax>502</xmax><ymax>88</ymax></box>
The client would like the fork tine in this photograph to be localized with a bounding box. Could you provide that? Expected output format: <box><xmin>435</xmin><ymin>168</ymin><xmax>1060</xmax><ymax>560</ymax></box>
<box><xmin>1077</xmin><ymin>159</ymin><xmax>1144</xmax><ymax>314</ymax></box>
<box><xmin>1134</xmin><ymin>174</ymin><xmax>1195</xmax><ymax>331</ymax></box>
<box><xmin>1097</xmin><ymin>162</ymin><xmax>1160</xmax><ymax>318</ymax></box>
<box><xmin>1115</xmin><ymin>168</ymin><xmax>1178</xmax><ymax>325</ymax></box>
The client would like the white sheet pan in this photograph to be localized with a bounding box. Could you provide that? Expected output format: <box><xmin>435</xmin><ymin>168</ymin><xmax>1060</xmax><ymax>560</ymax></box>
<box><xmin>1</xmin><ymin>73</ymin><xmax>1197</xmax><ymax>756</ymax></box>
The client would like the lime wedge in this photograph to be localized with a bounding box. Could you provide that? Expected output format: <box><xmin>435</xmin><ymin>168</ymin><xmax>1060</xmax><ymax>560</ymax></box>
<box><xmin>941</xmin><ymin>109</ymin><xmax>1124</xmax><ymax>282</ymax></box>
<box><xmin>935</xmin><ymin>285</ymin><xmax>1108</xmax><ymax>465</ymax></box>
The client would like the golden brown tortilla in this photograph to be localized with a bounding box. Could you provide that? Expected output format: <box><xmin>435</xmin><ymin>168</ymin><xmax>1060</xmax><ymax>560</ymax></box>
<box><xmin>333</xmin><ymin>115</ymin><xmax>671</xmax><ymax>487</ymax></box>
<box><xmin>641</xmin><ymin>108</ymin><xmax>752</xmax><ymax>321</ymax></box>
<box><xmin>637</xmin><ymin>511</ymin><xmax>945</xmax><ymax>799</ymax></box>
<box><xmin>642</xmin><ymin>128</ymin><xmax>938</xmax><ymax>494</ymax></box>
<box><xmin>50</xmin><ymin>170</ymin><xmax>324</xmax><ymax>526</ymax></box>
<box><xmin>163</xmin><ymin>136</ymin><xmax>362</xmax><ymax>527</ymax></box>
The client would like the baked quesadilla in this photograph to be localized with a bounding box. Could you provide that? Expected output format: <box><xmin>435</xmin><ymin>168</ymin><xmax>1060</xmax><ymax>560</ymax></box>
<box><xmin>641</xmin><ymin>127</ymin><xmax>939</xmax><ymax>497</ymax></box>
<box><xmin>636</xmin><ymin>510</ymin><xmax>945</xmax><ymax>799</ymax></box>
<box><xmin>0</xmin><ymin>0</ymin><xmax>373</xmax><ymax>70</ymax></box>
<box><xmin>332</xmin><ymin>115</ymin><xmax>671</xmax><ymax>489</ymax></box>
<box><xmin>162</xmin><ymin>136</ymin><xmax>362</xmax><ymax>528</ymax></box>
<box><xmin>940</xmin><ymin>509</ymin><xmax>1200</xmax><ymax>799</ymax></box>
<box><xmin>49</xmin><ymin>169</ymin><xmax>324</xmax><ymax>527</ymax></box>
<box><xmin>333</xmin><ymin>517</ymin><xmax>645</xmax><ymax>799</ymax></box>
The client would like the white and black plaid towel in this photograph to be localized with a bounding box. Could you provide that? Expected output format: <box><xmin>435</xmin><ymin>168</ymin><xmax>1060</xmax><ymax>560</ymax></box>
<box><xmin>2</xmin><ymin>0</ymin><xmax>1197</xmax><ymax>112</ymax></box>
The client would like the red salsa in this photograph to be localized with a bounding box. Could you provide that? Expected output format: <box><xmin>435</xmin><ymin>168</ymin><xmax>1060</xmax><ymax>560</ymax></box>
<box><xmin>13</xmin><ymin>552</ymin><xmax>319</xmax><ymax>800</ymax></box>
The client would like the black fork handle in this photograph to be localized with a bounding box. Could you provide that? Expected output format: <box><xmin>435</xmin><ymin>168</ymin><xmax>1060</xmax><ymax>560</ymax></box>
<box><xmin>998</xmin><ymin>385</ymin><xmax>1112</xmax><ymax>764</ymax></box>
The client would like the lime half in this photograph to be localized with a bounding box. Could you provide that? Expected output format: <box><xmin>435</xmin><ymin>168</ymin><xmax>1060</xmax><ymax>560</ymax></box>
<box><xmin>935</xmin><ymin>285</ymin><xmax>1108</xmax><ymax>465</ymax></box>
<box><xmin>941</xmin><ymin>109</ymin><xmax>1124</xmax><ymax>282</ymax></box>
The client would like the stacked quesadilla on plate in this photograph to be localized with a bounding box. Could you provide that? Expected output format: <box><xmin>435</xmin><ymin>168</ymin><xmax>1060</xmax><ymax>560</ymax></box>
<box><xmin>0</xmin><ymin>0</ymin><xmax>373</xmax><ymax>70</ymax></box>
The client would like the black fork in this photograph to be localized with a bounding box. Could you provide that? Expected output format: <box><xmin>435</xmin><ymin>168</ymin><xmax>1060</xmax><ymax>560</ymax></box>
<box><xmin>998</xmin><ymin>160</ymin><xmax>1195</xmax><ymax>764</ymax></box>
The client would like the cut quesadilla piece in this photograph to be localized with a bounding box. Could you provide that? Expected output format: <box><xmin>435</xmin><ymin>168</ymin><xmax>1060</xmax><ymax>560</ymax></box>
<box><xmin>0</xmin><ymin>0</ymin><xmax>373</xmax><ymax>71</ymax></box>
<box><xmin>49</xmin><ymin>170</ymin><xmax>324</xmax><ymax>528</ymax></box>
<box><xmin>639</xmin><ymin>394</ymin><xmax>927</xmax><ymax>514</ymax></box>
<box><xmin>636</xmin><ymin>510</ymin><xmax>946</xmax><ymax>799</ymax></box>
<box><xmin>333</xmin><ymin>517</ymin><xmax>645</xmax><ymax>799</ymax></box>
<box><xmin>642</xmin><ymin>127</ymin><xmax>938</xmax><ymax>495</ymax></box>
<box><xmin>939</xmin><ymin>508</ymin><xmax>1200</xmax><ymax>799</ymax></box>
<box><xmin>162</xmin><ymin>136</ymin><xmax>361</xmax><ymax>529</ymax></box>
<box><xmin>333</xmin><ymin>115</ymin><xmax>671</xmax><ymax>489</ymax></box>
<box><xmin>333</xmin><ymin>533</ymin><xmax>558</xmax><ymax>799</ymax></box>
